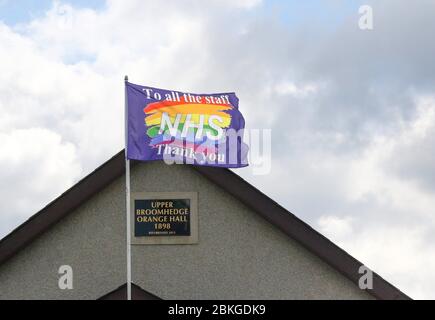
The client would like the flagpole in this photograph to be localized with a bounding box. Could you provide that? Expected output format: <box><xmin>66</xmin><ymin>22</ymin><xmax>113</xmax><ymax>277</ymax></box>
<box><xmin>124</xmin><ymin>75</ymin><xmax>132</xmax><ymax>300</ymax></box>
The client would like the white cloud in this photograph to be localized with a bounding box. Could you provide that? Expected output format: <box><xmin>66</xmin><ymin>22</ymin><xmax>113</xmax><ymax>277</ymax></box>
<box><xmin>274</xmin><ymin>81</ymin><xmax>318</xmax><ymax>98</ymax></box>
<box><xmin>318</xmin><ymin>215</ymin><xmax>353</xmax><ymax>239</ymax></box>
<box><xmin>0</xmin><ymin>128</ymin><xmax>81</xmax><ymax>238</ymax></box>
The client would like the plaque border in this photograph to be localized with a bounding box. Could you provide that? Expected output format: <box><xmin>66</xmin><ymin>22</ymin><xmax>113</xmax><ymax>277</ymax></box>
<box><xmin>130</xmin><ymin>192</ymin><xmax>198</xmax><ymax>245</ymax></box>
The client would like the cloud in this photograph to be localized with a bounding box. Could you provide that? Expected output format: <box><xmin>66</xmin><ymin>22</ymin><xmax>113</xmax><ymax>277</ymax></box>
<box><xmin>318</xmin><ymin>215</ymin><xmax>353</xmax><ymax>239</ymax></box>
<box><xmin>386</xmin><ymin>96</ymin><xmax>435</xmax><ymax>192</ymax></box>
<box><xmin>0</xmin><ymin>128</ymin><xmax>81</xmax><ymax>238</ymax></box>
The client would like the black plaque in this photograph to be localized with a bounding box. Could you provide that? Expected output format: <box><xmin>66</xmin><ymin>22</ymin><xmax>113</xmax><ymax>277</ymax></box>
<box><xmin>134</xmin><ymin>199</ymin><xmax>191</xmax><ymax>236</ymax></box>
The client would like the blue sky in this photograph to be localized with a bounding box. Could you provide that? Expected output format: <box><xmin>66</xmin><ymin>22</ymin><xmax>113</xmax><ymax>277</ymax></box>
<box><xmin>0</xmin><ymin>0</ymin><xmax>368</xmax><ymax>27</ymax></box>
<box><xmin>0</xmin><ymin>0</ymin><xmax>106</xmax><ymax>25</ymax></box>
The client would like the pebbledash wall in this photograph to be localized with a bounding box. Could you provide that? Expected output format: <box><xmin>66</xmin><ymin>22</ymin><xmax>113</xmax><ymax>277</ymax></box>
<box><xmin>0</xmin><ymin>161</ymin><xmax>372</xmax><ymax>300</ymax></box>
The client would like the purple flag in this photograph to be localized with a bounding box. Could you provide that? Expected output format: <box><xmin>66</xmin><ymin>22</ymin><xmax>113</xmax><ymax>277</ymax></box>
<box><xmin>126</xmin><ymin>82</ymin><xmax>249</xmax><ymax>168</ymax></box>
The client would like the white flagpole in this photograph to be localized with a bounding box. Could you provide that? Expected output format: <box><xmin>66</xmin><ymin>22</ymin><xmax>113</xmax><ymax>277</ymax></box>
<box><xmin>124</xmin><ymin>75</ymin><xmax>132</xmax><ymax>300</ymax></box>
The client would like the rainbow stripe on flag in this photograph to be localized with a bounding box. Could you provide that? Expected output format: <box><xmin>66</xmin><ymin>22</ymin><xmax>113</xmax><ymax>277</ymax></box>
<box><xmin>144</xmin><ymin>97</ymin><xmax>233</xmax><ymax>149</ymax></box>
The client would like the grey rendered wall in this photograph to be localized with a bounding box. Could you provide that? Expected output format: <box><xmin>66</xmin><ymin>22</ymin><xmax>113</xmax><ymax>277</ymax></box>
<box><xmin>0</xmin><ymin>161</ymin><xmax>372</xmax><ymax>299</ymax></box>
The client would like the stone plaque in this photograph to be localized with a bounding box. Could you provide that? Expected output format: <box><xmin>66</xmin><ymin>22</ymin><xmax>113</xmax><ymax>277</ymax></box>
<box><xmin>131</xmin><ymin>192</ymin><xmax>198</xmax><ymax>245</ymax></box>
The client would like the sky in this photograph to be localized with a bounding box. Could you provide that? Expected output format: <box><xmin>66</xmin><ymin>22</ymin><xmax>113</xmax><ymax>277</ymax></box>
<box><xmin>0</xmin><ymin>0</ymin><xmax>434</xmax><ymax>299</ymax></box>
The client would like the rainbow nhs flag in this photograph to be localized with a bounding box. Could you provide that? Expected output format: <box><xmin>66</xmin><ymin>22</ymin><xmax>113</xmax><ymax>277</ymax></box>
<box><xmin>126</xmin><ymin>82</ymin><xmax>249</xmax><ymax>168</ymax></box>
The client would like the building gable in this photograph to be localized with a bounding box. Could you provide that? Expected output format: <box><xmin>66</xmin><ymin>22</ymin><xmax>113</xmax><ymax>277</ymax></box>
<box><xmin>0</xmin><ymin>151</ymin><xmax>409</xmax><ymax>299</ymax></box>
